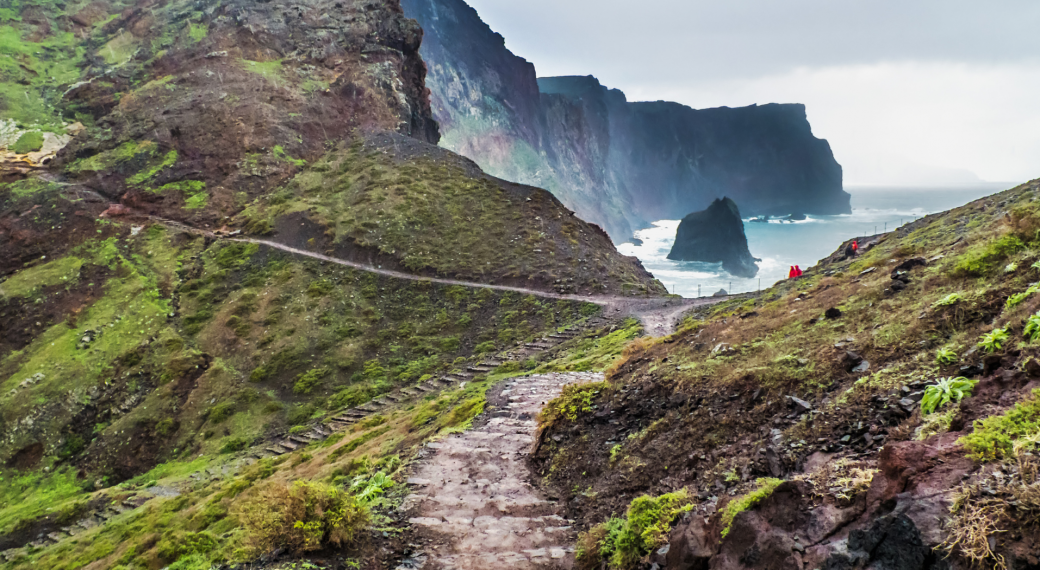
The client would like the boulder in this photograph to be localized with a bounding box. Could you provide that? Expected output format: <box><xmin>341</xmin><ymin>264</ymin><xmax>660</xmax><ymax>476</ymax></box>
<box><xmin>824</xmin><ymin>307</ymin><xmax>842</xmax><ymax>319</ymax></box>
<box><xmin>667</xmin><ymin>198</ymin><xmax>760</xmax><ymax>278</ymax></box>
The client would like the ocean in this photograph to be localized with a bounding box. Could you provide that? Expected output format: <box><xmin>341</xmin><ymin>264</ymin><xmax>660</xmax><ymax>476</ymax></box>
<box><xmin>617</xmin><ymin>185</ymin><xmax>1012</xmax><ymax>298</ymax></box>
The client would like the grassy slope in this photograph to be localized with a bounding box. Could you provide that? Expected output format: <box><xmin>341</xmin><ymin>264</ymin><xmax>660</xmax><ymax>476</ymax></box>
<box><xmin>536</xmin><ymin>179</ymin><xmax>1040</xmax><ymax>567</ymax></box>
<box><xmin>238</xmin><ymin>135</ymin><xmax>666</xmax><ymax>296</ymax></box>
<box><xmin>0</xmin><ymin>179</ymin><xmax>609</xmax><ymax>569</ymax></box>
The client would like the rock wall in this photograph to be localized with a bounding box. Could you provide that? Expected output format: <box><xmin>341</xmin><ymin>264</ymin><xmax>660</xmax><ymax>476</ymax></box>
<box><xmin>401</xmin><ymin>0</ymin><xmax>850</xmax><ymax>241</ymax></box>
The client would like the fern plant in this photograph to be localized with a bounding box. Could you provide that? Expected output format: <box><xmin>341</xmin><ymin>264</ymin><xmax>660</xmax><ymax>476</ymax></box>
<box><xmin>1025</xmin><ymin>311</ymin><xmax>1040</xmax><ymax>341</ymax></box>
<box><xmin>978</xmin><ymin>327</ymin><xmax>1010</xmax><ymax>353</ymax></box>
<box><xmin>932</xmin><ymin>293</ymin><xmax>964</xmax><ymax>308</ymax></box>
<box><xmin>349</xmin><ymin>472</ymin><xmax>394</xmax><ymax>506</ymax></box>
<box><xmin>1006</xmin><ymin>262</ymin><xmax>1019</xmax><ymax>273</ymax></box>
<box><xmin>1032</xmin><ymin>260</ymin><xmax>1040</xmax><ymax>271</ymax></box>
<box><xmin>935</xmin><ymin>347</ymin><xmax>958</xmax><ymax>366</ymax></box>
<box><xmin>921</xmin><ymin>377</ymin><xmax>977</xmax><ymax>415</ymax></box>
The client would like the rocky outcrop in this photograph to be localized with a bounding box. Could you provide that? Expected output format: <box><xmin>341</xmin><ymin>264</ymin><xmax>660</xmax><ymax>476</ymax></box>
<box><xmin>401</xmin><ymin>0</ymin><xmax>850</xmax><ymax>241</ymax></box>
<box><xmin>37</xmin><ymin>0</ymin><xmax>440</xmax><ymax>225</ymax></box>
<box><xmin>668</xmin><ymin>197</ymin><xmax>759</xmax><ymax>278</ymax></box>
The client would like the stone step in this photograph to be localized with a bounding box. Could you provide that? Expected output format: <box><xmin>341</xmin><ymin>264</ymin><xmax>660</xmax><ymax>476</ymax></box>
<box><xmin>414</xmin><ymin>384</ymin><xmax>434</xmax><ymax>393</ymax></box>
<box><xmin>345</xmin><ymin>409</ymin><xmax>369</xmax><ymax>418</ymax></box>
<box><xmin>279</xmin><ymin>440</ymin><xmax>299</xmax><ymax>451</ymax></box>
<box><xmin>312</xmin><ymin>425</ymin><xmax>328</xmax><ymax>436</ymax></box>
<box><xmin>400</xmin><ymin>388</ymin><xmax>420</xmax><ymax>397</ymax></box>
<box><xmin>357</xmin><ymin>404</ymin><xmax>381</xmax><ymax>413</ymax></box>
<box><xmin>384</xmin><ymin>393</ymin><xmax>404</xmax><ymax>402</ymax></box>
<box><xmin>331</xmin><ymin>415</ymin><xmax>358</xmax><ymax>424</ymax></box>
<box><xmin>468</xmin><ymin>366</ymin><xmax>493</xmax><ymax>373</ymax></box>
<box><xmin>372</xmin><ymin>398</ymin><xmax>390</xmax><ymax>406</ymax></box>
<box><xmin>266</xmin><ymin>445</ymin><xmax>289</xmax><ymax>455</ymax></box>
<box><xmin>288</xmin><ymin>435</ymin><xmax>312</xmax><ymax>445</ymax></box>
<box><xmin>525</xmin><ymin>343</ymin><xmax>553</xmax><ymax>350</ymax></box>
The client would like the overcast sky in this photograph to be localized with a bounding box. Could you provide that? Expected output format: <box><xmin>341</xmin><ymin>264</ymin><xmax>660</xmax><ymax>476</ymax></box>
<box><xmin>464</xmin><ymin>0</ymin><xmax>1040</xmax><ymax>186</ymax></box>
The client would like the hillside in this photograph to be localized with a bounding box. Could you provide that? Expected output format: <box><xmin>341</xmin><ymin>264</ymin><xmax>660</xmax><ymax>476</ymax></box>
<box><xmin>534</xmin><ymin>178</ymin><xmax>1040</xmax><ymax>569</ymax></box>
<box><xmin>0</xmin><ymin>1</ymin><xmax>667</xmax><ymax>569</ymax></box>
<box><xmin>401</xmin><ymin>0</ymin><xmax>850</xmax><ymax>240</ymax></box>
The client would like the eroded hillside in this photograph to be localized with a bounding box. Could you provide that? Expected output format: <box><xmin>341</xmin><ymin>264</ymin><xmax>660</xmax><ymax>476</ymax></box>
<box><xmin>535</xmin><ymin>179</ymin><xmax>1040</xmax><ymax>569</ymax></box>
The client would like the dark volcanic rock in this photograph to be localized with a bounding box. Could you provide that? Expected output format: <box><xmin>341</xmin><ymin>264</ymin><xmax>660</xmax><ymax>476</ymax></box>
<box><xmin>401</xmin><ymin>0</ymin><xmax>851</xmax><ymax>241</ymax></box>
<box><xmin>667</xmin><ymin>198</ymin><xmax>759</xmax><ymax>278</ymax></box>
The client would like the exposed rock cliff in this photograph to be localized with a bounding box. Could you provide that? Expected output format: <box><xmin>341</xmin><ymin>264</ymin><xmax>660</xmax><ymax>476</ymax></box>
<box><xmin>401</xmin><ymin>0</ymin><xmax>851</xmax><ymax>241</ymax></box>
<box><xmin>668</xmin><ymin>197</ymin><xmax>759</xmax><ymax>278</ymax></box>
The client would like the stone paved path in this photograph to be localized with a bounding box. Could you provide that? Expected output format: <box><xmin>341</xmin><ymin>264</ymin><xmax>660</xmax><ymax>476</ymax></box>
<box><xmin>403</xmin><ymin>372</ymin><xmax>604</xmax><ymax>569</ymax></box>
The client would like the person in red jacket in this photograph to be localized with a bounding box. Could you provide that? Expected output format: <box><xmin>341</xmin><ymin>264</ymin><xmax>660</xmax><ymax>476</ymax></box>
<box><xmin>795</xmin><ymin>265</ymin><xmax>803</xmax><ymax>277</ymax></box>
<box><xmin>852</xmin><ymin>240</ymin><xmax>859</xmax><ymax>254</ymax></box>
<box><xmin>788</xmin><ymin>266</ymin><xmax>796</xmax><ymax>279</ymax></box>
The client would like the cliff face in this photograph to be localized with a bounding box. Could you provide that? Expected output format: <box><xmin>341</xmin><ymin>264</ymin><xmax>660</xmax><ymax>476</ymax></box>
<box><xmin>401</xmin><ymin>0</ymin><xmax>851</xmax><ymax>240</ymax></box>
<box><xmin>668</xmin><ymin>197</ymin><xmax>759</xmax><ymax>278</ymax></box>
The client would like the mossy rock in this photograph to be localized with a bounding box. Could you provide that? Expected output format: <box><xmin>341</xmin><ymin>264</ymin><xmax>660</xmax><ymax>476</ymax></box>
<box><xmin>11</xmin><ymin>131</ymin><xmax>44</xmax><ymax>154</ymax></box>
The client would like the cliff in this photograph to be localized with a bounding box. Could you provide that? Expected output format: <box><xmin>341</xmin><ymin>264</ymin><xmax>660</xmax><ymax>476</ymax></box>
<box><xmin>401</xmin><ymin>0</ymin><xmax>851</xmax><ymax>241</ymax></box>
<box><xmin>668</xmin><ymin>197</ymin><xmax>759</xmax><ymax>278</ymax></box>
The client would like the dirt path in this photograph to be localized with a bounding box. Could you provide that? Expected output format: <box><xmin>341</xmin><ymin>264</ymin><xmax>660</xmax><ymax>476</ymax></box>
<box><xmin>402</xmin><ymin>372</ymin><xmax>601</xmax><ymax>569</ymax></box>
<box><xmin>148</xmin><ymin>216</ymin><xmax>724</xmax><ymax>335</ymax></box>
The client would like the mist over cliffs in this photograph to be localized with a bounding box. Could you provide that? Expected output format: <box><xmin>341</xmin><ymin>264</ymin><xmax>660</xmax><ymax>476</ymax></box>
<box><xmin>401</xmin><ymin>0</ymin><xmax>851</xmax><ymax>241</ymax></box>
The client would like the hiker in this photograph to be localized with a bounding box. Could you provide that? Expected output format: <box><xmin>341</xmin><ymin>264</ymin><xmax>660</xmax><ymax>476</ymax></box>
<box><xmin>795</xmin><ymin>265</ymin><xmax>803</xmax><ymax>277</ymax></box>
<box><xmin>852</xmin><ymin>240</ymin><xmax>859</xmax><ymax>254</ymax></box>
<box><xmin>844</xmin><ymin>241</ymin><xmax>856</xmax><ymax>259</ymax></box>
<box><xmin>788</xmin><ymin>266</ymin><xmax>796</xmax><ymax>279</ymax></box>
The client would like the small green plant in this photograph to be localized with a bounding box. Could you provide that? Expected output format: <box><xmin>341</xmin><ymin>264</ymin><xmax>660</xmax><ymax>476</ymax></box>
<box><xmin>978</xmin><ymin>328</ymin><xmax>1010</xmax><ymax>353</ymax></box>
<box><xmin>921</xmin><ymin>377</ymin><xmax>977</xmax><ymax>415</ymax></box>
<box><xmin>720</xmin><ymin>478</ymin><xmax>783</xmax><ymax>539</ymax></box>
<box><xmin>960</xmin><ymin>388</ymin><xmax>1040</xmax><ymax>461</ymax></box>
<box><xmin>933</xmin><ymin>293</ymin><xmax>964</xmax><ymax>308</ymax></box>
<box><xmin>11</xmin><ymin>131</ymin><xmax>44</xmax><ymax>154</ymax></box>
<box><xmin>1032</xmin><ymin>260</ymin><xmax>1040</xmax><ymax>271</ymax></box>
<box><xmin>576</xmin><ymin>490</ymin><xmax>692</xmax><ymax>569</ymax></box>
<box><xmin>1006</xmin><ymin>283</ymin><xmax>1040</xmax><ymax>310</ymax></box>
<box><xmin>1025</xmin><ymin>311</ymin><xmax>1040</xmax><ymax>341</ymax></box>
<box><xmin>935</xmin><ymin>347</ymin><xmax>958</xmax><ymax>366</ymax></box>
<box><xmin>609</xmin><ymin>444</ymin><xmax>622</xmax><ymax>463</ymax></box>
<box><xmin>1006</xmin><ymin>262</ymin><xmax>1019</xmax><ymax>273</ymax></box>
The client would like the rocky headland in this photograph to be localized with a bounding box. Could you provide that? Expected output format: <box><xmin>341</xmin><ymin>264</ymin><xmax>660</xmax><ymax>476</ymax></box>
<box><xmin>401</xmin><ymin>0</ymin><xmax>851</xmax><ymax>241</ymax></box>
<box><xmin>667</xmin><ymin>197</ymin><xmax>759</xmax><ymax>278</ymax></box>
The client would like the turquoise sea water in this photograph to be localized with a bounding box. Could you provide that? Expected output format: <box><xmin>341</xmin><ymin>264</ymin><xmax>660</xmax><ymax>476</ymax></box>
<box><xmin>617</xmin><ymin>185</ymin><xmax>1012</xmax><ymax>298</ymax></box>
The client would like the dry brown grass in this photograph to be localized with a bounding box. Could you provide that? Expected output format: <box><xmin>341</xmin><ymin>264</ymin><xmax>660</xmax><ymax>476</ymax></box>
<box><xmin>795</xmin><ymin>458</ymin><xmax>878</xmax><ymax>505</ymax></box>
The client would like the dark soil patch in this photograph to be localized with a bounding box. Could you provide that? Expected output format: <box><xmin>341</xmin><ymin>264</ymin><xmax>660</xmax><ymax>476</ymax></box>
<box><xmin>0</xmin><ymin>263</ymin><xmax>112</xmax><ymax>357</ymax></box>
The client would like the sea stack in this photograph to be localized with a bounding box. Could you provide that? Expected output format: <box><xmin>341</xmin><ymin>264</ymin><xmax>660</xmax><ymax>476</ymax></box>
<box><xmin>667</xmin><ymin>197</ymin><xmax>760</xmax><ymax>278</ymax></box>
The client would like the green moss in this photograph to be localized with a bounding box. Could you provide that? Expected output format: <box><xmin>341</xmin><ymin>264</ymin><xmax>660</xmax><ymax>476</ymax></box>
<box><xmin>127</xmin><ymin>150</ymin><xmax>178</xmax><ymax>186</ymax></box>
<box><xmin>952</xmin><ymin>235</ymin><xmax>1025</xmax><ymax>277</ymax></box>
<box><xmin>720</xmin><ymin>478</ymin><xmax>783</xmax><ymax>539</ymax></box>
<box><xmin>273</xmin><ymin>145</ymin><xmax>306</xmax><ymax>167</ymax></box>
<box><xmin>67</xmin><ymin>141</ymin><xmax>158</xmax><ymax>175</ymax></box>
<box><xmin>537</xmin><ymin>318</ymin><xmax>641</xmax><ymax>373</ymax></box>
<box><xmin>0</xmin><ymin>254</ymin><xmax>84</xmax><ymax>298</ymax></box>
<box><xmin>540</xmin><ymin>381</ymin><xmax>608</xmax><ymax>427</ymax></box>
<box><xmin>960</xmin><ymin>389</ymin><xmax>1040</xmax><ymax>462</ymax></box>
<box><xmin>579</xmin><ymin>490</ymin><xmax>692</xmax><ymax>569</ymax></box>
<box><xmin>240</xmin><ymin>59</ymin><xmax>284</xmax><ymax>80</ymax></box>
<box><xmin>187</xmin><ymin>22</ymin><xmax>208</xmax><ymax>43</ymax></box>
<box><xmin>0</xmin><ymin>24</ymin><xmax>85</xmax><ymax>128</ymax></box>
<box><xmin>11</xmin><ymin>131</ymin><xmax>43</xmax><ymax>153</ymax></box>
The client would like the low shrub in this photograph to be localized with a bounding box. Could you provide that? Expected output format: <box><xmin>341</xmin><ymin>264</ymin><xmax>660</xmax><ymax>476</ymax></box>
<box><xmin>952</xmin><ymin>235</ymin><xmax>1025</xmax><ymax>277</ymax></box>
<box><xmin>960</xmin><ymin>389</ymin><xmax>1040</xmax><ymax>462</ymax></box>
<box><xmin>235</xmin><ymin>480</ymin><xmax>369</xmax><ymax>555</ymax></box>
<box><xmin>539</xmin><ymin>381</ymin><xmax>608</xmax><ymax>428</ymax></box>
<box><xmin>576</xmin><ymin>490</ymin><xmax>692</xmax><ymax>569</ymax></box>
